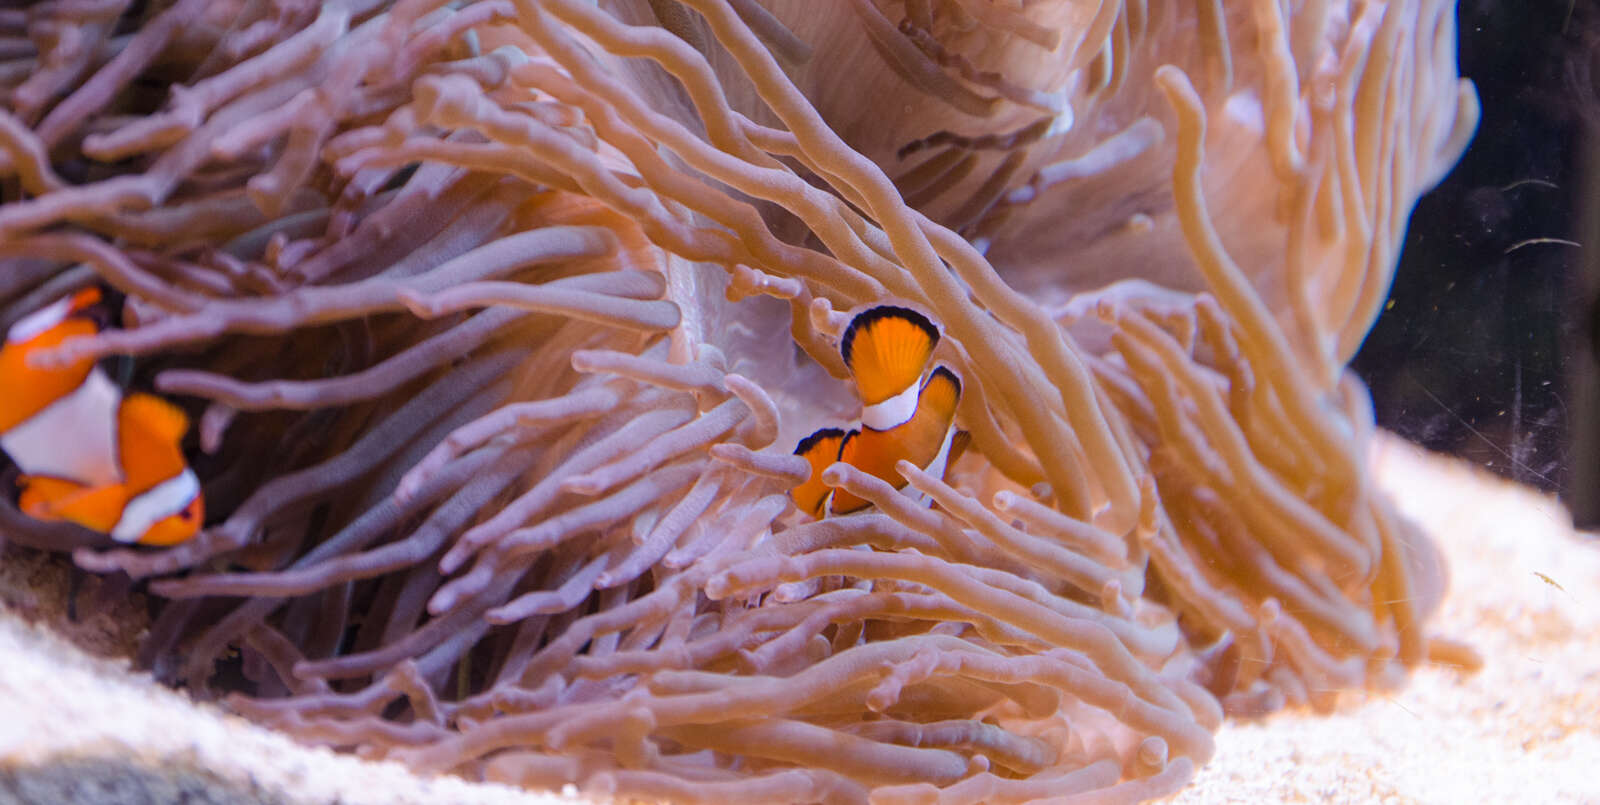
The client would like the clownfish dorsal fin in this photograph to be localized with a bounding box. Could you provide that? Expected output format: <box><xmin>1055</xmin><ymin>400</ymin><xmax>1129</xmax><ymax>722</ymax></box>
<box><xmin>790</xmin><ymin>426</ymin><xmax>848</xmax><ymax>518</ymax></box>
<box><xmin>840</xmin><ymin>306</ymin><xmax>939</xmax><ymax>415</ymax></box>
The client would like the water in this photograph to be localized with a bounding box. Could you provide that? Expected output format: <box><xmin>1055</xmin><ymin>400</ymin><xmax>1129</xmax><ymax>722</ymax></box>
<box><xmin>1355</xmin><ymin>0</ymin><xmax>1592</xmax><ymax>519</ymax></box>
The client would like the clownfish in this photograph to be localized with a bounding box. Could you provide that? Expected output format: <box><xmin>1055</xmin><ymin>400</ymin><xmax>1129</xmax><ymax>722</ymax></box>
<box><xmin>0</xmin><ymin>288</ymin><xmax>204</xmax><ymax>545</ymax></box>
<box><xmin>791</xmin><ymin>305</ymin><xmax>965</xmax><ymax>517</ymax></box>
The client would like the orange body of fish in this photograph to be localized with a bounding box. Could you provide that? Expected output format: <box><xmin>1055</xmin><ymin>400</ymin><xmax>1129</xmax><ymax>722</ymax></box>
<box><xmin>792</xmin><ymin>305</ymin><xmax>965</xmax><ymax>518</ymax></box>
<box><xmin>0</xmin><ymin>288</ymin><xmax>203</xmax><ymax>545</ymax></box>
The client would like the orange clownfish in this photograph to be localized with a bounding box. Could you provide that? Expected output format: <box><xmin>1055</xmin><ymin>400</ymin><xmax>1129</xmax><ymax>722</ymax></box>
<box><xmin>791</xmin><ymin>305</ymin><xmax>964</xmax><ymax>517</ymax></box>
<box><xmin>0</xmin><ymin>288</ymin><xmax>204</xmax><ymax>546</ymax></box>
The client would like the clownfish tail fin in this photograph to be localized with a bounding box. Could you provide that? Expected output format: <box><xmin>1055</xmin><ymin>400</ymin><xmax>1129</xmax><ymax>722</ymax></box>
<box><xmin>840</xmin><ymin>305</ymin><xmax>939</xmax><ymax>406</ymax></box>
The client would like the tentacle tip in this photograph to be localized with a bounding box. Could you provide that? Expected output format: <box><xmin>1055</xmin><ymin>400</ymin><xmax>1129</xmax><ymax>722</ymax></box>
<box><xmin>396</xmin><ymin>289</ymin><xmax>438</xmax><ymax>318</ymax></box>
<box><xmin>864</xmin><ymin>689</ymin><xmax>895</xmax><ymax>713</ymax></box>
<box><xmin>437</xmin><ymin>549</ymin><xmax>469</xmax><ymax>576</ymax></box>
<box><xmin>425</xmin><ymin>591</ymin><xmax>456</xmax><ymax>616</ymax></box>
<box><xmin>80</xmin><ymin>131</ymin><xmax>113</xmax><ymax>156</ymax></box>
<box><xmin>1258</xmin><ymin>597</ymin><xmax>1282</xmax><ymax>622</ymax></box>
<box><xmin>560</xmin><ymin>476</ymin><xmax>603</xmax><ymax>496</ymax></box>
<box><xmin>771</xmin><ymin>582</ymin><xmax>809</xmax><ymax>603</ymax></box>
<box><xmin>26</xmin><ymin>344</ymin><xmax>77</xmax><ymax>371</ymax></box>
<box><xmin>1153</xmin><ymin>63</ymin><xmax>1185</xmax><ymax>84</ymax></box>
<box><xmin>70</xmin><ymin>547</ymin><xmax>108</xmax><ymax>572</ymax></box>
<box><xmin>703</xmin><ymin>575</ymin><xmax>732</xmax><ymax>600</ymax></box>
<box><xmin>1137</xmin><ymin>735</ymin><xmax>1170</xmax><ymax>771</ymax></box>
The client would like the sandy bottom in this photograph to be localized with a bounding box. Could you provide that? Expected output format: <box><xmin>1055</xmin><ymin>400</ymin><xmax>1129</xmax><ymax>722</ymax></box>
<box><xmin>1178</xmin><ymin>435</ymin><xmax>1600</xmax><ymax>804</ymax></box>
<box><xmin>2</xmin><ymin>433</ymin><xmax>1598</xmax><ymax>804</ymax></box>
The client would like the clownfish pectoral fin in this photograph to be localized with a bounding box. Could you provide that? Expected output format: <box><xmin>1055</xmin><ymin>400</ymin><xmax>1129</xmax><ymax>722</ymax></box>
<box><xmin>833</xmin><ymin>365</ymin><xmax>962</xmax><ymax>514</ymax></box>
<box><xmin>18</xmin><ymin>475</ymin><xmax>129</xmax><ymax>534</ymax></box>
<box><xmin>841</xmin><ymin>306</ymin><xmax>939</xmax><ymax>428</ymax></box>
<box><xmin>790</xmin><ymin>427</ymin><xmax>847</xmax><ymax>518</ymax></box>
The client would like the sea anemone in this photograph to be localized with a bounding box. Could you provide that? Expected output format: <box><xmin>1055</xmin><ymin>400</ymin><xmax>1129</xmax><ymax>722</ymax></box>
<box><xmin>0</xmin><ymin>0</ymin><xmax>1478</xmax><ymax>802</ymax></box>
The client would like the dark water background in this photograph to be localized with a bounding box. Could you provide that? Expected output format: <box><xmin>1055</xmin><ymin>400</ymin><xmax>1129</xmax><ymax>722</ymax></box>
<box><xmin>1352</xmin><ymin>0</ymin><xmax>1597</xmax><ymax>521</ymax></box>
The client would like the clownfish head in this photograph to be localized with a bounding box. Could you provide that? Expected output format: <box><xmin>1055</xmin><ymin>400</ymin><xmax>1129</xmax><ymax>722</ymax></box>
<box><xmin>840</xmin><ymin>305</ymin><xmax>939</xmax><ymax>431</ymax></box>
<box><xmin>116</xmin><ymin>470</ymin><xmax>204</xmax><ymax>546</ymax></box>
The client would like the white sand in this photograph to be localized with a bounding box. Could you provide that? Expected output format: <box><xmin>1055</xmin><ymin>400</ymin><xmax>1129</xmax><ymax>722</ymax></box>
<box><xmin>2</xmin><ymin>433</ymin><xmax>1597</xmax><ymax>803</ymax></box>
<box><xmin>1180</xmin><ymin>435</ymin><xmax>1600</xmax><ymax>803</ymax></box>
<box><xmin>0</xmin><ymin>592</ymin><xmax>567</xmax><ymax>803</ymax></box>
